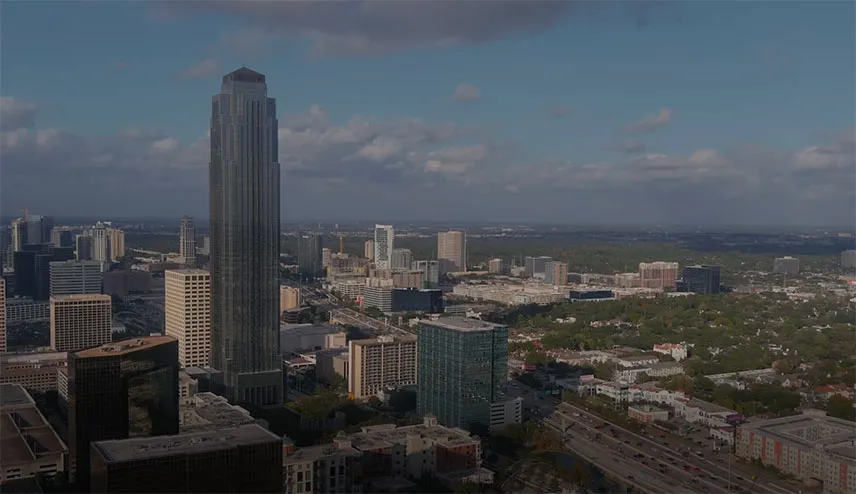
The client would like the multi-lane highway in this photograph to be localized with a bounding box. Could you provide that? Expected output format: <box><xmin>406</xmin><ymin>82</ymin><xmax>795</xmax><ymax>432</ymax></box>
<box><xmin>510</xmin><ymin>381</ymin><xmax>799</xmax><ymax>494</ymax></box>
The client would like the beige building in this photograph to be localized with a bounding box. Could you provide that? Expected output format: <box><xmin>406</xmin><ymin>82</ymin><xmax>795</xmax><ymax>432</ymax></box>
<box><xmin>438</xmin><ymin>231</ymin><xmax>466</xmax><ymax>274</ymax></box>
<box><xmin>316</xmin><ymin>349</ymin><xmax>349</xmax><ymax>384</ymax></box>
<box><xmin>50</xmin><ymin>294</ymin><xmax>112</xmax><ymax>352</ymax></box>
<box><xmin>0</xmin><ymin>384</ymin><xmax>67</xmax><ymax>485</ymax></box>
<box><xmin>108</xmin><ymin>228</ymin><xmax>125</xmax><ymax>262</ymax></box>
<box><xmin>165</xmin><ymin>269</ymin><xmax>211</xmax><ymax>368</ymax></box>
<box><xmin>0</xmin><ymin>278</ymin><xmax>6</xmax><ymax>353</ymax></box>
<box><xmin>348</xmin><ymin>335</ymin><xmax>417</xmax><ymax>399</ymax></box>
<box><xmin>280</xmin><ymin>286</ymin><xmax>301</xmax><ymax>312</ymax></box>
<box><xmin>638</xmin><ymin>262</ymin><xmax>679</xmax><ymax>290</ymax></box>
<box><xmin>487</xmin><ymin>258</ymin><xmax>505</xmax><ymax>274</ymax></box>
<box><xmin>0</xmin><ymin>351</ymin><xmax>68</xmax><ymax>393</ymax></box>
<box><xmin>364</xmin><ymin>240</ymin><xmax>374</xmax><ymax>260</ymax></box>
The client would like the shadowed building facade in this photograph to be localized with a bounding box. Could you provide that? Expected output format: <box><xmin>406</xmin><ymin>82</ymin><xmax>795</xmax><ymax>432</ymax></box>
<box><xmin>209</xmin><ymin>67</ymin><xmax>283</xmax><ymax>405</ymax></box>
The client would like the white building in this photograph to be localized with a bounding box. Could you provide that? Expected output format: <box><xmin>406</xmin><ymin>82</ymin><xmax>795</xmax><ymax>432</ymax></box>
<box><xmin>49</xmin><ymin>260</ymin><xmax>103</xmax><ymax>297</ymax></box>
<box><xmin>652</xmin><ymin>343</ymin><xmax>688</xmax><ymax>361</ymax></box>
<box><xmin>374</xmin><ymin>225</ymin><xmax>394</xmax><ymax>270</ymax></box>
<box><xmin>489</xmin><ymin>396</ymin><xmax>523</xmax><ymax>431</ymax></box>
<box><xmin>164</xmin><ymin>269</ymin><xmax>211</xmax><ymax>368</ymax></box>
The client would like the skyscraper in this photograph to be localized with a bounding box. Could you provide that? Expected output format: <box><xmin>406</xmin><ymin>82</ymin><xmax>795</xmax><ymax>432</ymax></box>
<box><xmin>297</xmin><ymin>232</ymin><xmax>323</xmax><ymax>279</ymax></box>
<box><xmin>165</xmin><ymin>269</ymin><xmax>211</xmax><ymax>368</ymax></box>
<box><xmin>209</xmin><ymin>67</ymin><xmax>282</xmax><ymax>405</ymax></box>
<box><xmin>50</xmin><ymin>294</ymin><xmax>112</xmax><ymax>352</ymax></box>
<box><xmin>438</xmin><ymin>230</ymin><xmax>466</xmax><ymax>275</ymax></box>
<box><xmin>374</xmin><ymin>225</ymin><xmax>394</xmax><ymax>269</ymax></box>
<box><xmin>179</xmin><ymin>216</ymin><xmax>197</xmax><ymax>268</ymax></box>
<box><xmin>49</xmin><ymin>259</ymin><xmax>103</xmax><ymax>296</ymax></box>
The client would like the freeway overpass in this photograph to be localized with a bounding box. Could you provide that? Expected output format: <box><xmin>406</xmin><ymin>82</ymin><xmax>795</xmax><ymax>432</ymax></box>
<box><xmin>328</xmin><ymin>308</ymin><xmax>415</xmax><ymax>337</ymax></box>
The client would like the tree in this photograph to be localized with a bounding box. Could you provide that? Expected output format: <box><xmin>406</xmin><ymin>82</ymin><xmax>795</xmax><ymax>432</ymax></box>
<box><xmin>827</xmin><ymin>395</ymin><xmax>856</xmax><ymax>422</ymax></box>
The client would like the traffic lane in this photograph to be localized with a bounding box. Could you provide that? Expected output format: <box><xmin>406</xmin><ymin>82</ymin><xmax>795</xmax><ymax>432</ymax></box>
<box><xmin>554</xmin><ymin>402</ymin><xmax>777</xmax><ymax>494</ymax></box>
<box><xmin>550</xmin><ymin>412</ymin><xmax>727</xmax><ymax>494</ymax></box>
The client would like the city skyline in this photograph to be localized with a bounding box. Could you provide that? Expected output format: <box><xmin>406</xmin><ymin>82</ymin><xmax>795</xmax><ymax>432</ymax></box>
<box><xmin>1</xmin><ymin>1</ymin><xmax>854</xmax><ymax>226</ymax></box>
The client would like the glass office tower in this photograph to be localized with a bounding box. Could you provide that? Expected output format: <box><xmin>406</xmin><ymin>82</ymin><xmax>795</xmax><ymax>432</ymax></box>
<box><xmin>417</xmin><ymin>317</ymin><xmax>508</xmax><ymax>430</ymax></box>
<box><xmin>209</xmin><ymin>67</ymin><xmax>283</xmax><ymax>405</ymax></box>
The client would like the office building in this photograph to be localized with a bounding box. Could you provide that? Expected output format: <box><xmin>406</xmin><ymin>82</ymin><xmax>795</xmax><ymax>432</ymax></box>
<box><xmin>361</xmin><ymin>285</ymin><xmax>393</xmax><ymax>312</ymax></box>
<box><xmin>348</xmin><ymin>335</ymin><xmax>417</xmax><ymax>399</ymax></box>
<box><xmin>11</xmin><ymin>217</ymin><xmax>28</xmax><ymax>252</ymax></box>
<box><xmin>0</xmin><ymin>351</ymin><xmax>67</xmax><ymax>393</ymax></box>
<box><xmin>773</xmin><ymin>256</ymin><xmax>800</xmax><ymax>276</ymax></box>
<box><xmin>5</xmin><ymin>298</ymin><xmax>49</xmax><ymax>324</ymax></box>
<box><xmin>89</xmin><ymin>223</ymin><xmax>112</xmax><ymax>263</ymax></box>
<box><xmin>842</xmin><ymin>249</ymin><xmax>856</xmax><ymax>270</ymax></box>
<box><xmin>75</xmin><ymin>234</ymin><xmax>92</xmax><ymax>261</ymax></box>
<box><xmin>102</xmin><ymin>270</ymin><xmax>152</xmax><ymax>298</ymax></box>
<box><xmin>280</xmin><ymin>286</ymin><xmax>301</xmax><ymax>312</ymax></box>
<box><xmin>24</xmin><ymin>215</ymin><xmax>54</xmax><ymax>246</ymax></box>
<box><xmin>179</xmin><ymin>216</ymin><xmax>197</xmax><ymax>267</ymax></box>
<box><xmin>437</xmin><ymin>230</ymin><xmax>466</xmax><ymax>275</ymax></box>
<box><xmin>283</xmin><ymin>432</ymin><xmax>363</xmax><ymax>494</ymax></box>
<box><xmin>279</xmin><ymin>323</ymin><xmax>342</xmax><ymax>354</ymax></box>
<box><xmin>13</xmin><ymin>244</ymin><xmax>75</xmax><ymax>300</ymax></box>
<box><xmin>165</xmin><ymin>270</ymin><xmax>211</xmax><ymax>368</ymax></box>
<box><xmin>298</xmin><ymin>233</ymin><xmax>323</xmax><ymax>279</ymax></box>
<box><xmin>51</xmin><ymin>227</ymin><xmax>74</xmax><ymax>248</ymax></box>
<box><xmin>677</xmin><ymin>265</ymin><xmax>721</xmax><ymax>294</ymax></box>
<box><xmin>0</xmin><ymin>384</ymin><xmax>67</xmax><ymax>486</ymax></box>
<box><xmin>489</xmin><ymin>397</ymin><xmax>523</xmax><ymax>432</ymax></box>
<box><xmin>638</xmin><ymin>261</ymin><xmax>680</xmax><ymax>290</ymax></box>
<box><xmin>412</xmin><ymin>260</ymin><xmax>439</xmax><ymax>287</ymax></box>
<box><xmin>373</xmin><ymin>225</ymin><xmax>394</xmax><ymax>270</ymax></box>
<box><xmin>49</xmin><ymin>260</ymin><xmax>103</xmax><ymax>296</ymax></box>
<box><xmin>390</xmin><ymin>248</ymin><xmax>413</xmax><ymax>271</ymax></box>
<box><xmin>391</xmin><ymin>288</ymin><xmax>444</xmax><ymax>313</ymax></box>
<box><xmin>90</xmin><ymin>424</ymin><xmax>282</xmax><ymax>493</ymax></box>
<box><xmin>568</xmin><ymin>289</ymin><xmax>614</xmax><ymax>301</ymax></box>
<box><xmin>736</xmin><ymin>411</ymin><xmax>856</xmax><ymax>494</ymax></box>
<box><xmin>68</xmin><ymin>336</ymin><xmax>179</xmax><ymax>488</ymax></box>
<box><xmin>524</xmin><ymin>256</ymin><xmax>552</xmax><ymax>278</ymax></box>
<box><xmin>209</xmin><ymin>67</ymin><xmax>283</xmax><ymax>405</ymax></box>
<box><xmin>50</xmin><ymin>294</ymin><xmax>112</xmax><ymax>353</ymax></box>
<box><xmin>108</xmin><ymin>228</ymin><xmax>125</xmax><ymax>262</ymax></box>
<box><xmin>544</xmin><ymin>261</ymin><xmax>568</xmax><ymax>286</ymax></box>
<box><xmin>417</xmin><ymin>317</ymin><xmax>508</xmax><ymax>430</ymax></box>
<box><xmin>0</xmin><ymin>279</ymin><xmax>5</xmax><ymax>353</ymax></box>
<box><xmin>488</xmin><ymin>258</ymin><xmax>505</xmax><ymax>275</ymax></box>
<box><xmin>322</xmin><ymin>248</ymin><xmax>332</xmax><ymax>269</ymax></box>
<box><xmin>364</xmin><ymin>240</ymin><xmax>374</xmax><ymax>260</ymax></box>
<box><xmin>202</xmin><ymin>236</ymin><xmax>211</xmax><ymax>255</ymax></box>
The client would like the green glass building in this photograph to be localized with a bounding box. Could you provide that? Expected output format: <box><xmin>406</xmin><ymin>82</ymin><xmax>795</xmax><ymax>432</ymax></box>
<box><xmin>417</xmin><ymin>317</ymin><xmax>508</xmax><ymax>430</ymax></box>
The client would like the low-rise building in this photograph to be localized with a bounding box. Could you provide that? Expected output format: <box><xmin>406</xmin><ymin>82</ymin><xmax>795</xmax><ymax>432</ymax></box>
<box><xmin>283</xmin><ymin>432</ymin><xmax>363</xmax><ymax>494</ymax></box>
<box><xmin>179</xmin><ymin>392</ymin><xmax>266</xmax><ymax>433</ymax></box>
<box><xmin>315</xmin><ymin>348</ymin><xmax>349</xmax><ymax>384</ymax></box>
<box><xmin>489</xmin><ymin>396</ymin><xmax>523</xmax><ymax>431</ymax></box>
<box><xmin>628</xmin><ymin>404</ymin><xmax>670</xmax><ymax>423</ymax></box>
<box><xmin>736</xmin><ymin>411</ymin><xmax>856</xmax><ymax>494</ymax></box>
<box><xmin>0</xmin><ymin>384</ymin><xmax>67</xmax><ymax>486</ymax></box>
<box><xmin>652</xmin><ymin>343</ymin><xmax>688</xmax><ymax>361</ymax></box>
<box><xmin>0</xmin><ymin>351</ymin><xmax>68</xmax><ymax>393</ymax></box>
<box><xmin>5</xmin><ymin>298</ymin><xmax>50</xmax><ymax>323</ymax></box>
<box><xmin>280</xmin><ymin>323</ymin><xmax>343</xmax><ymax>354</ymax></box>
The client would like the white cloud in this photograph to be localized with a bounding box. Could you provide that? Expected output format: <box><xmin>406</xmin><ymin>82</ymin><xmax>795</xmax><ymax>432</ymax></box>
<box><xmin>622</xmin><ymin>108</ymin><xmax>673</xmax><ymax>134</ymax></box>
<box><xmin>176</xmin><ymin>58</ymin><xmax>222</xmax><ymax>79</ymax></box>
<box><xmin>451</xmin><ymin>82</ymin><xmax>481</xmax><ymax>102</ymax></box>
<box><xmin>0</xmin><ymin>97</ymin><xmax>39</xmax><ymax>131</ymax></box>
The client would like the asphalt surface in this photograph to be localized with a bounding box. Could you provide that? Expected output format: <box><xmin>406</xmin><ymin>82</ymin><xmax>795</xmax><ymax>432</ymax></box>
<box><xmin>509</xmin><ymin>381</ymin><xmax>802</xmax><ymax>494</ymax></box>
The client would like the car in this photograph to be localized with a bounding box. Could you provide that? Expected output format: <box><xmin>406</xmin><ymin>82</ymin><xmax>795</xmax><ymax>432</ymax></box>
<box><xmin>628</xmin><ymin>475</ymin><xmax>635</xmax><ymax>480</ymax></box>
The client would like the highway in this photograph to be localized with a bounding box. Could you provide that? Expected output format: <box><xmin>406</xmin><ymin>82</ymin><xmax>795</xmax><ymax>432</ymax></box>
<box><xmin>511</xmin><ymin>381</ymin><xmax>799</xmax><ymax>494</ymax></box>
<box><xmin>328</xmin><ymin>307</ymin><xmax>415</xmax><ymax>336</ymax></box>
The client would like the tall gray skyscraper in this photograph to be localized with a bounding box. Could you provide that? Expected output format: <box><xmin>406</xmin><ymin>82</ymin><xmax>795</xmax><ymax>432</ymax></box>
<box><xmin>209</xmin><ymin>67</ymin><xmax>282</xmax><ymax>405</ymax></box>
<box><xmin>179</xmin><ymin>216</ymin><xmax>196</xmax><ymax>267</ymax></box>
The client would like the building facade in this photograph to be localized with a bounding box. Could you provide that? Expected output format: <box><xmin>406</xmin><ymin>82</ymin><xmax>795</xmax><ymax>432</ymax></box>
<box><xmin>773</xmin><ymin>256</ymin><xmax>800</xmax><ymax>275</ymax></box>
<box><xmin>298</xmin><ymin>233</ymin><xmax>324</xmax><ymax>280</ymax></box>
<box><xmin>0</xmin><ymin>279</ymin><xmax>5</xmax><ymax>352</ymax></box>
<box><xmin>280</xmin><ymin>286</ymin><xmax>301</xmax><ymax>312</ymax></box>
<box><xmin>412</xmin><ymin>260</ymin><xmax>440</xmax><ymax>287</ymax></box>
<box><xmin>638</xmin><ymin>261</ymin><xmax>679</xmax><ymax>290</ymax></box>
<box><xmin>524</xmin><ymin>256</ymin><xmax>552</xmax><ymax>278</ymax></box>
<box><xmin>363</xmin><ymin>240</ymin><xmax>374</xmax><ymax>260</ymax></box>
<box><xmin>544</xmin><ymin>261</ymin><xmax>568</xmax><ymax>286</ymax></box>
<box><xmin>50</xmin><ymin>294</ymin><xmax>112</xmax><ymax>353</ymax></box>
<box><xmin>417</xmin><ymin>318</ymin><xmax>508</xmax><ymax>430</ymax></box>
<box><xmin>49</xmin><ymin>260</ymin><xmax>103</xmax><ymax>297</ymax></box>
<box><xmin>437</xmin><ymin>231</ymin><xmax>466</xmax><ymax>275</ymax></box>
<box><xmin>348</xmin><ymin>335</ymin><xmax>417</xmax><ymax>399</ymax></box>
<box><xmin>209</xmin><ymin>67</ymin><xmax>283</xmax><ymax>405</ymax></box>
<box><xmin>677</xmin><ymin>265</ymin><xmax>722</xmax><ymax>295</ymax></box>
<box><xmin>165</xmin><ymin>269</ymin><xmax>211</xmax><ymax>368</ymax></box>
<box><xmin>373</xmin><ymin>225</ymin><xmax>394</xmax><ymax>270</ymax></box>
<box><xmin>390</xmin><ymin>248</ymin><xmax>413</xmax><ymax>271</ymax></box>
<box><xmin>179</xmin><ymin>216</ymin><xmax>197</xmax><ymax>268</ymax></box>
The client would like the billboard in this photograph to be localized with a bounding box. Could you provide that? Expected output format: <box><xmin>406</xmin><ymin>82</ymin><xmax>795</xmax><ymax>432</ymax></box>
<box><xmin>726</xmin><ymin>413</ymin><xmax>745</xmax><ymax>425</ymax></box>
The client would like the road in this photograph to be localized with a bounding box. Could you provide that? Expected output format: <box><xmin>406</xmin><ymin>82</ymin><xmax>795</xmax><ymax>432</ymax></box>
<box><xmin>510</xmin><ymin>381</ymin><xmax>800</xmax><ymax>494</ymax></box>
<box><xmin>328</xmin><ymin>307</ymin><xmax>415</xmax><ymax>336</ymax></box>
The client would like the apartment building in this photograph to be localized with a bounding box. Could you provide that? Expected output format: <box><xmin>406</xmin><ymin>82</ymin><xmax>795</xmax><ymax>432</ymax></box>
<box><xmin>348</xmin><ymin>335</ymin><xmax>417</xmax><ymax>399</ymax></box>
<box><xmin>50</xmin><ymin>294</ymin><xmax>112</xmax><ymax>352</ymax></box>
<box><xmin>638</xmin><ymin>261</ymin><xmax>680</xmax><ymax>290</ymax></box>
<box><xmin>280</xmin><ymin>286</ymin><xmax>301</xmax><ymax>312</ymax></box>
<box><xmin>164</xmin><ymin>270</ymin><xmax>211</xmax><ymax>368</ymax></box>
<box><xmin>438</xmin><ymin>231</ymin><xmax>466</xmax><ymax>275</ymax></box>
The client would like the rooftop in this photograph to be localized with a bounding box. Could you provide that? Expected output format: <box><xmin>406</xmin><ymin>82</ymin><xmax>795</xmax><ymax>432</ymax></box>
<box><xmin>422</xmin><ymin>316</ymin><xmax>505</xmax><ymax>333</ymax></box>
<box><xmin>1</xmin><ymin>351</ymin><xmax>67</xmax><ymax>365</ymax></box>
<box><xmin>179</xmin><ymin>392</ymin><xmax>260</xmax><ymax>432</ymax></box>
<box><xmin>351</xmin><ymin>335</ymin><xmax>417</xmax><ymax>346</ymax></box>
<box><xmin>222</xmin><ymin>67</ymin><xmax>265</xmax><ymax>84</ymax></box>
<box><xmin>50</xmin><ymin>293</ymin><xmax>111</xmax><ymax>302</ymax></box>
<box><xmin>0</xmin><ymin>384</ymin><xmax>67</xmax><ymax>466</ymax></box>
<box><xmin>166</xmin><ymin>269</ymin><xmax>210</xmax><ymax>276</ymax></box>
<box><xmin>92</xmin><ymin>424</ymin><xmax>278</xmax><ymax>463</ymax></box>
<box><xmin>741</xmin><ymin>411</ymin><xmax>856</xmax><ymax>451</ymax></box>
<box><xmin>74</xmin><ymin>336</ymin><xmax>175</xmax><ymax>358</ymax></box>
<box><xmin>283</xmin><ymin>439</ymin><xmax>361</xmax><ymax>466</ymax></box>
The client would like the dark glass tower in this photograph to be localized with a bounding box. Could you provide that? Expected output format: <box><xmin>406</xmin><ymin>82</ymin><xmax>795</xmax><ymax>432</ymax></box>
<box><xmin>209</xmin><ymin>67</ymin><xmax>283</xmax><ymax>405</ymax></box>
<box><xmin>297</xmin><ymin>232</ymin><xmax>323</xmax><ymax>280</ymax></box>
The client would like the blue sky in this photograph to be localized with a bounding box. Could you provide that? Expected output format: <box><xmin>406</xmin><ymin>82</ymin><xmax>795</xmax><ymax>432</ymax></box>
<box><xmin>1</xmin><ymin>1</ymin><xmax>854</xmax><ymax>225</ymax></box>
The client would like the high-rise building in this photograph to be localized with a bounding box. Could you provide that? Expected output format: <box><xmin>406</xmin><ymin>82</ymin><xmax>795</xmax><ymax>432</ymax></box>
<box><xmin>488</xmin><ymin>258</ymin><xmax>505</xmax><ymax>275</ymax></box>
<box><xmin>390</xmin><ymin>248</ymin><xmax>412</xmax><ymax>271</ymax></box>
<box><xmin>14</xmin><ymin>244</ymin><xmax>75</xmax><ymax>300</ymax></box>
<box><xmin>364</xmin><ymin>240</ymin><xmax>374</xmax><ymax>260</ymax></box>
<box><xmin>298</xmin><ymin>232</ymin><xmax>323</xmax><ymax>280</ymax></box>
<box><xmin>544</xmin><ymin>261</ymin><xmax>568</xmax><ymax>286</ymax></box>
<box><xmin>638</xmin><ymin>261</ymin><xmax>680</xmax><ymax>290</ymax></box>
<box><xmin>0</xmin><ymin>279</ymin><xmax>5</xmax><ymax>353</ymax></box>
<box><xmin>51</xmin><ymin>227</ymin><xmax>74</xmax><ymax>248</ymax></box>
<box><xmin>280</xmin><ymin>286</ymin><xmax>301</xmax><ymax>312</ymax></box>
<box><xmin>11</xmin><ymin>218</ymin><xmax>28</xmax><ymax>252</ymax></box>
<box><xmin>202</xmin><ymin>236</ymin><xmax>211</xmax><ymax>255</ymax></box>
<box><xmin>75</xmin><ymin>234</ymin><xmax>93</xmax><ymax>261</ymax></box>
<box><xmin>677</xmin><ymin>265</ymin><xmax>721</xmax><ymax>295</ymax></box>
<box><xmin>437</xmin><ymin>230</ymin><xmax>466</xmax><ymax>275</ymax></box>
<box><xmin>348</xmin><ymin>335</ymin><xmax>417</xmax><ymax>399</ymax></box>
<box><xmin>90</xmin><ymin>223</ymin><xmax>112</xmax><ymax>263</ymax></box>
<box><xmin>26</xmin><ymin>215</ymin><xmax>54</xmax><ymax>246</ymax></box>
<box><xmin>773</xmin><ymin>257</ymin><xmax>800</xmax><ymax>276</ymax></box>
<box><xmin>373</xmin><ymin>225</ymin><xmax>394</xmax><ymax>270</ymax></box>
<box><xmin>49</xmin><ymin>260</ymin><xmax>103</xmax><ymax>296</ymax></box>
<box><xmin>417</xmin><ymin>317</ymin><xmax>508</xmax><ymax>430</ymax></box>
<box><xmin>165</xmin><ymin>270</ymin><xmax>211</xmax><ymax>368</ymax></box>
<box><xmin>50</xmin><ymin>294</ymin><xmax>112</xmax><ymax>352</ymax></box>
<box><xmin>840</xmin><ymin>250</ymin><xmax>856</xmax><ymax>270</ymax></box>
<box><xmin>524</xmin><ymin>256</ymin><xmax>552</xmax><ymax>278</ymax></box>
<box><xmin>179</xmin><ymin>216</ymin><xmax>197</xmax><ymax>268</ymax></box>
<box><xmin>411</xmin><ymin>260</ymin><xmax>439</xmax><ymax>288</ymax></box>
<box><xmin>108</xmin><ymin>228</ymin><xmax>125</xmax><ymax>262</ymax></box>
<box><xmin>209</xmin><ymin>67</ymin><xmax>283</xmax><ymax>405</ymax></box>
<box><xmin>90</xmin><ymin>424</ymin><xmax>282</xmax><ymax>493</ymax></box>
<box><xmin>68</xmin><ymin>336</ymin><xmax>179</xmax><ymax>489</ymax></box>
<box><xmin>322</xmin><ymin>247</ymin><xmax>332</xmax><ymax>270</ymax></box>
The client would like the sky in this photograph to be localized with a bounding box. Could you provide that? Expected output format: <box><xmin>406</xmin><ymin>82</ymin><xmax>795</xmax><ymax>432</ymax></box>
<box><xmin>1</xmin><ymin>1</ymin><xmax>854</xmax><ymax>226</ymax></box>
